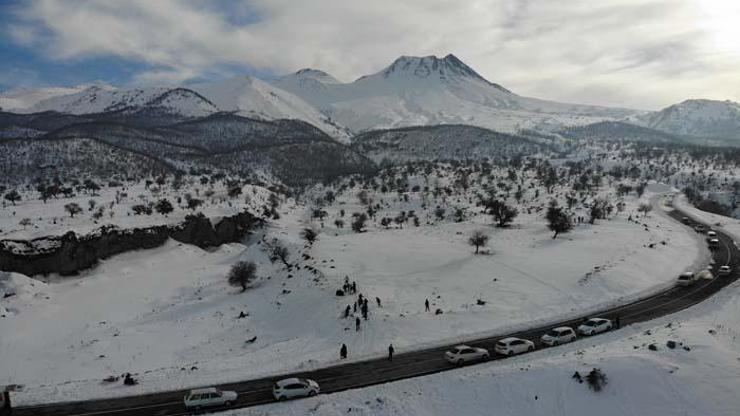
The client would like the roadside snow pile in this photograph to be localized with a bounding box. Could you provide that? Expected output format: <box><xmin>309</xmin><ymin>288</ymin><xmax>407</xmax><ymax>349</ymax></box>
<box><xmin>217</xmin><ymin>355</ymin><xmax>721</xmax><ymax>416</ymax></box>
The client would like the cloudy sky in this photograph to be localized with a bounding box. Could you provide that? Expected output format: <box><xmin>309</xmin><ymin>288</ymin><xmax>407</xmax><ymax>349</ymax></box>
<box><xmin>1</xmin><ymin>0</ymin><xmax>739</xmax><ymax>109</ymax></box>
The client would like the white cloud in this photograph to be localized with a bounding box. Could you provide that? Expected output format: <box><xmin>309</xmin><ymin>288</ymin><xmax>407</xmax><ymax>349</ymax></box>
<box><xmin>9</xmin><ymin>0</ymin><xmax>740</xmax><ymax>109</ymax></box>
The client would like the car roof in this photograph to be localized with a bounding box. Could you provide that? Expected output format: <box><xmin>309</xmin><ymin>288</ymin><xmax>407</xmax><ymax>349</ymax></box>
<box><xmin>499</xmin><ymin>337</ymin><xmax>522</xmax><ymax>343</ymax></box>
<box><xmin>720</xmin><ymin>265</ymin><xmax>730</xmax><ymax>269</ymax></box>
<box><xmin>275</xmin><ymin>378</ymin><xmax>304</xmax><ymax>387</ymax></box>
<box><xmin>587</xmin><ymin>317</ymin><xmax>607</xmax><ymax>322</ymax></box>
<box><xmin>552</xmin><ymin>326</ymin><xmax>573</xmax><ymax>331</ymax></box>
<box><xmin>190</xmin><ymin>387</ymin><xmax>217</xmax><ymax>395</ymax></box>
<box><xmin>453</xmin><ymin>344</ymin><xmax>471</xmax><ymax>349</ymax></box>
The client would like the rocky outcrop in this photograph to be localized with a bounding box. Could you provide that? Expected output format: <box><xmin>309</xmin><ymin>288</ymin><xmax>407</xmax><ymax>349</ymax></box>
<box><xmin>0</xmin><ymin>212</ymin><xmax>261</xmax><ymax>276</ymax></box>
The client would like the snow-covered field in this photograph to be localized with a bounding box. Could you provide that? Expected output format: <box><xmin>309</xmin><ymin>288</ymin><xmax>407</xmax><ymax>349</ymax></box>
<box><xmin>220</xmin><ymin>276</ymin><xmax>740</xmax><ymax>416</ymax></box>
<box><xmin>0</xmin><ymin>187</ymin><xmax>706</xmax><ymax>405</ymax></box>
<box><xmin>0</xmin><ymin>181</ymin><xmax>271</xmax><ymax>240</ymax></box>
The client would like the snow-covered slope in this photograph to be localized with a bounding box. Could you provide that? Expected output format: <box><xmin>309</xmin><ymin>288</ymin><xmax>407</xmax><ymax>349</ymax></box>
<box><xmin>630</xmin><ymin>99</ymin><xmax>740</xmax><ymax>140</ymax></box>
<box><xmin>272</xmin><ymin>54</ymin><xmax>639</xmax><ymax>135</ymax></box>
<box><xmin>28</xmin><ymin>85</ymin><xmax>218</xmax><ymax>118</ymax></box>
<box><xmin>0</xmin><ymin>85</ymin><xmax>92</xmax><ymax>112</ymax></box>
<box><xmin>190</xmin><ymin>76</ymin><xmax>350</xmax><ymax>140</ymax></box>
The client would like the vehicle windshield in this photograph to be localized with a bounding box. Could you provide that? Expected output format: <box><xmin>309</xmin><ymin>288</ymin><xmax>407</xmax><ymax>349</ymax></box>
<box><xmin>546</xmin><ymin>329</ymin><xmax>560</xmax><ymax>336</ymax></box>
<box><xmin>584</xmin><ymin>320</ymin><xmax>598</xmax><ymax>326</ymax></box>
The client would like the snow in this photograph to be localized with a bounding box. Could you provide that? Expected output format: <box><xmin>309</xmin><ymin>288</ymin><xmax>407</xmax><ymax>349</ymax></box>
<box><xmin>190</xmin><ymin>76</ymin><xmax>350</xmax><ymax>141</ymax></box>
<box><xmin>0</xmin><ymin>85</ymin><xmax>94</xmax><ymax>112</ymax></box>
<box><xmin>273</xmin><ymin>54</ymin><xmax>640</xmax><ymax>135</ymax></box>
<box><xmin>0</xmin><ymin>180</ymin><xmax>271</xmax><ymax>240</ymax></box>
<box><xmin>0</xmin><ymin>187</ymin><xmax>706</xmax><ymax>405</ymax></box>
<box><xmin>629</xmin><ymin>99</ymin><xmax>740</xmax><ymax>140</ymax></box>
<box><xmin>216</xmin><ymin>246</ymin><xmax>740</xmax><ymax>416</ymax></box>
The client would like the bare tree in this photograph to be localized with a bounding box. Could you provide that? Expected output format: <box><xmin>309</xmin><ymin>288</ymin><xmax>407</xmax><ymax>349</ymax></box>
<box><xmin>468</xmin><ymin>230</ymin><xmax>489</xmax><ymax>254</ymax></box>
<box><xmin>637</xmin><ymin>203</ymin><xmax>653</xmax><ymax>217</ymax></box>
<box><xmin>64</xmin><ymin>202</ymin><xmax>83</xmax><ymax>218</ymax></box>
<box><xmin>228</xmin><ymin>261</ymin><xmax>257</xmax><ymax>292</ymax></box>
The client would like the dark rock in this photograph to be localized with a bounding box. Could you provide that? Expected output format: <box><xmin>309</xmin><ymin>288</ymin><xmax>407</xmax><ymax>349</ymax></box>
<box><xmin>648</xmin><ymin>344</ymin><xmax>658</xmax><ymax>351</ymax></box>
<box><xmin>666</xmin><ymin>340</ymin><xmax>676</xmax><ymax>349</ymax></box>
<box><xmin>0</xmin><ymin>211</ymin><xmax>260</xmax><ymax>276</ymax></box>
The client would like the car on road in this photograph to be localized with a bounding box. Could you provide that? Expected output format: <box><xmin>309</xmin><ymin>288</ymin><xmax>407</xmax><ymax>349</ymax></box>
<box><xmin>272</xmin><ymin>378</ymin><xmax>320</xmax><ymax>401</ymax></box>
<box><xmin>708</xmin><ymin>238</ymin><xmax>720</xmax><ymax>249</ymax></box>
<box><xmin>444</xmin><ymin>345</ymin><xmax>490</xmax><ymax>364</ymax></box>
<box><xmin>682</xmin><ymin>216</ymin><xmax>691</xmax><ymax>224</ymax></box>
<box><xmin>183</xmin><ymin>387</ymin><xmax>237</xmax><ymax>410</ymax></box>
<box><xmin>707</xmin><ymin>231</ymin><xmax>717</xmax><ymax>239</ymax></box>
<box><xmin>541</xmin><ymin>326</ymin><xmax>577</xmax><ymax>346</ymax></box>
<box><xmin>676</xmin><ymin>272</ymin><xmax>697</xmax><ymax>287</ymax></box>
<box><xmin>718</xmin><ymin>265</ymin><xmax>732</xmax><ymax>276</ymax></box>
<box><xmin>494</xmin><ymin>337</ymin><xmax>535</xmax><ymax>356</ymax></box>
<box><xmin>577</xmin><ymin>318</ymin><xmax>613</xmax><ymax>335</ymax></box>
<box><xmin>694</xmin><ymin>224</ymin><xmax>707</xmax><ymax>233</ymax></box>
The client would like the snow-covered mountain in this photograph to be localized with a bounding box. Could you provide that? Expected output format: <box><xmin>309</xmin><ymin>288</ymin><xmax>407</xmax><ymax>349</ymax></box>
<box><xmin>26</xmin><ymin>85</ymin><xmax>218</xmax><ymax>119</ymax></box>
<box><xmin>189</xmin><ymin>75</ymin><xmax>349</xmax><ymax>140</ymax></box>
<box><xmin>271</xmin><ymin>54</ymin><xmax>640</xmax><ymax>135</ymax></box>
<box><xmin>0</xmin><ymin>84</ymin><xmax>94</xmax><ymax>112</ymax></box>
<box><xmin>630</xmin><ymin>99</ymin><xmax>740</xmax><ymax>140</ymax></box>
<box><xmin>5</xmin><ymin>76</ymin><xmax>350</xmax><ymax>140</ymax></box>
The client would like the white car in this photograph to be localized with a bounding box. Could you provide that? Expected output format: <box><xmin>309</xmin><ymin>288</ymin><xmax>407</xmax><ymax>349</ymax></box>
<box><xmin>183</xmin><ymin>387</ymin><xmax>237</xmax><ymax>410</ymax></box>
<box><xmin>444</xmin><ymin>345</ymin><xmax>490</xmax><ymax>364</ymax></box>
<box><xmin>541</xmin><ymin>326</ymin><xmax>577</xmax><ymax>346</ymax></box>
<box><xmin>494</xmin><ymin>337</ymin><xmax>535</xmax><ymax>356</ymax></box>
<box><xmin>708</xmin><ymin>238</ymin><xmax>720</xmax><ymax>249</ymax></box>
<box><xmin>577</xmin><ymin>318</ymin><xmax>613</xmax><ymax>335</ymax></box>
<box><xmin>718</xmin><ymin>265</ymin><xmax>732</xmax><ymax>276</ymax></box>
<box><xmin>707</xmin><ymin>231</ymin><xmax>717</xmax><ymax>239</ymax></box>
<box><xmin>676</xmin><ymin>272</ymin><xmax>696</xmax><ymax>287</ymax></box>
<box><xmin>272</xmin><ymin>378</ymin><xmax>320</xmax><ymax>401</ymax></box>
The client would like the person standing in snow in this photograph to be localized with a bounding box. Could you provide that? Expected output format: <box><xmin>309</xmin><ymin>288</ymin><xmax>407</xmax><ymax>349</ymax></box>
<box><xmin>340</xmin><ymin>343</ymin><xmax>347</xmax><ymax>359</ymax></box>
<box><xmin>344</xmin><ymin>305</ymin><xmax>351</xmax><ymax>318</ymax></box>
<box><xmin>388</xmin><ymin>344</ymin><xmax>394</xmax><ymax>361</ymax></box>
<box><xmin>355</xmin><ymin>316</ymin><xmax>361</xmax><ymax>331</ymax></box>
<box><xmin>425</xmin><ymin>298</ymin><xmax>430</xmax><ymax>312</ymax></box>
<box><xmin>361</xmin><ymin>302</ymin><xmax>368</xmax><ymax>320</ymax></box>
<box><xmin>376</xmin><ymin>297</ymin><xmax>382</xmax><ymax>307</ymax></box>
<box><xmin>351</xmin><ymin>281</ymin><xmax>357</xmax><ymax>294</ymax></box>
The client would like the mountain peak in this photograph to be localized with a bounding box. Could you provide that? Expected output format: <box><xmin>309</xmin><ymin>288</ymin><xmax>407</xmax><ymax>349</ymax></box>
<box><xmin>287</xmin><ymin>68</ymin><xmax>340</xmax><ymax>84</ymax></box>
<box><xmin>378</xmin><ymin>54</ymin><xmax>511</xmax><ymax>93</ymax></box>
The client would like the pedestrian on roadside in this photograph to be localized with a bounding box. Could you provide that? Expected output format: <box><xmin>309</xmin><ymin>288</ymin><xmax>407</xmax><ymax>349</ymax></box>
<box><xmin>340</xmin><ymin>343</ymin><xmax>347</xmax><ymax>359</ymax></box>
<box><xmin>425</xmin><ymin>298</ymin><xmax>430</xmax><ymax>312</ymax></box>
<box><xmin>388</xmin><ymin>344</ymin><xmax>394</xmax><ymax>361</ymax></box>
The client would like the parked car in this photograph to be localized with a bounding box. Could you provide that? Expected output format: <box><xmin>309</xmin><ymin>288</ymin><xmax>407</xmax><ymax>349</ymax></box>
<box><xmin>494</xmin><ymin>337</ymin><xmax>535</xmax><ymax>356</ymax></box>
<box><xmin>694</xmin><ymin>224</ymin><xmax>707</xmax><ymax>233</ymax></box>
<box><xmin>718</xmin><ymin>265</ymin><xmax>732</xmax><ymax>276</ymax></box>
<box><xmin>541</xmin><ymin>326</ymin><xmax>577</xmax><ymax>346</ymax></box>
<box><xmin>707</xmin><ymin>231</ymin><xmax>717</xmax><ymax>239</ymax></box>
<box><xmin>577</xmin><ymin>318</ymin><xmax>613</xmax><ymax>335</ymax></box>
<box><xmin>444</xmin><ymin>345</ymin><xmax>489</xmax><ymax>364</ymax></box>
<box><xmin>272</xmin><ymin>378</ymin><xmax>320</xmax><ymax>401</ymax></box>
<box><xmin>676</xmin><ymin>272</ymin><xmax>697</xmax><ymax>287</ymax></box>
<box><xmin>708</xmin><ymin>238</ymin><xmax>720</xmax><ymax>249</ymax></box>
<box><xmin>183</xmin><ymin>387</ymin><xmax>237</xmax><ymax>410</ymax></box>
<box><xmin>682</xmin><ymin>216</ymin><xmax>691</xmax><ymax>224</ymax></box>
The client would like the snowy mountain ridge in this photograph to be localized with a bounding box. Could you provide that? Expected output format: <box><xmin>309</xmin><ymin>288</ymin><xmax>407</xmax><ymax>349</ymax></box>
<box><xmin>3</xmin><ymin>54</ymin><xmax>739</xmax><ymax>142</ymax></box>
<box><xmin>629</xmin><ymin>98</ymin><xmax>740</xmax><ymax>140</ymax></box>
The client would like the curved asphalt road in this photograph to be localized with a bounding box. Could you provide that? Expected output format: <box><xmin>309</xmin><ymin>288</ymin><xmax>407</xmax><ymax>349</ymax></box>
<box><xmin>12</xmin><ymin>206</ymin><xmax>739</xmax><ymax>416</ymax></box>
